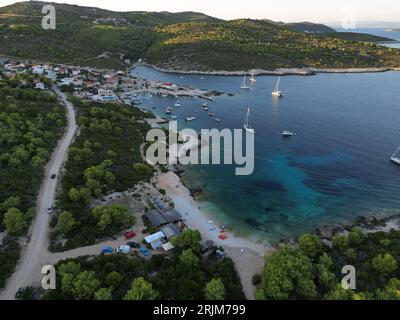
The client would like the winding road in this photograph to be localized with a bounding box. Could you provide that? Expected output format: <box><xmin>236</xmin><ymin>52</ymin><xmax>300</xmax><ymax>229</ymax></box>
<box><xmin>0</xmin><ymin>87</ymin><xmax>77</xmax><ymax>300</ymax></box>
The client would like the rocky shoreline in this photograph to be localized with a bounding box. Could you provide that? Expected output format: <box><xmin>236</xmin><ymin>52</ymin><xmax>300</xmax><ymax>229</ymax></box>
<box><xmin>143</xmin><ymin>63</ymin><xmax>399</xmax><ymax>77</ymax></box>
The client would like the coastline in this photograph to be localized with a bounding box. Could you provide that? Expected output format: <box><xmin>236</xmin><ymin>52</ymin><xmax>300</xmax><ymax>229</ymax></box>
<box><xmin>143</xmin><ymin>62</ymin><xmax>399</xmax><ymax>76</ymax></box>
<box><xmin>155</xmin><ymin>171</ymin><xmax>272</xmax><ymax>299</ymax></box>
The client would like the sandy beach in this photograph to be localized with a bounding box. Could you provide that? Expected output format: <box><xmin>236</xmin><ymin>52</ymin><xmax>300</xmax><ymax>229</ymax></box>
<box><xmin>156</xmin><ymin>171</ymin><xmax>273</xmax><ymax>299</ymax></box>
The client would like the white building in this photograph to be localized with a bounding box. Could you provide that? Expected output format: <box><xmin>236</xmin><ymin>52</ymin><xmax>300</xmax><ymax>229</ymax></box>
<box><xmin>35</xmin><ymin>82</ymin><xmax>45</xmax><ymax>90</ymax></box>
<box><xmin>60</xmin><ymin>78</ymin><xmax>73</xmax><ymax>85</ymax></box>
<box><xmin>144</xmin><ymin>232</ymin><xmax>166</xmax><ymax>250</ymax></box>
<box><xmin>32</xmin><ymin>67</ymin><xmax>45</xmax><ymax>75</ymax></box>
<box><xmin>46</xmin><ymin>71</ymin><xmax>58</xmax><ymax>80</ymax></box>
<box><xmin>98</xmin><ymin>88</ymin><xmax>114</xmax><ymax>96</ymax></box>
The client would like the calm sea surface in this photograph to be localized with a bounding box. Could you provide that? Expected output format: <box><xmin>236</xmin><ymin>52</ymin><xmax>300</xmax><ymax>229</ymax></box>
<box><xmin>131</xmin><ymin>66</ymin><xmax>400</xmax><ymax>243</ymax></box>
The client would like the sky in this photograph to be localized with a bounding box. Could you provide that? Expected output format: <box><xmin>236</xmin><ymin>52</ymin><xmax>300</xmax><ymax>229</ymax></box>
<box><xmin>1</xmin><ymin>0</ymin><xmax>400</xmax><ymax>23</ymax></box>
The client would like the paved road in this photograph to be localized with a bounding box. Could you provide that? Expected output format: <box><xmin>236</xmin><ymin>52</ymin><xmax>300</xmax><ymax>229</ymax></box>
<box><xmin>0</xmin><ymin>87</ymin><xmax>77</xmax><ymax>300</ymax></box>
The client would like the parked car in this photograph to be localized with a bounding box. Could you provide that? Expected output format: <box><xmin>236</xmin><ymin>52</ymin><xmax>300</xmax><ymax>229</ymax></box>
<box><xmin>124</xmin><ymin>231</ymin><xmax>136</xmax><ymax>240</ymax></box>
<box><xmin>140</xmin><ymin>247</ymin><xmax>150</xmax><ymax>257</ymax></box>
<box><xmin>116</xmin><ymin>245</ymin><xmax>131</xmax><ymax>255</ymax></box>
<box><xmin>15</xmin><ymin>288</ymin><xmax>24</xmax><ymax>299</ymax></box>
<box><xmin>127</xmin><ymin>242</ymin><xmax>140</xmax><ymax>248</ymax></box>
<box><xmin>102</xmin><ymin>247</ymin><xmax>113</xmax><ymax>254</ymax></box>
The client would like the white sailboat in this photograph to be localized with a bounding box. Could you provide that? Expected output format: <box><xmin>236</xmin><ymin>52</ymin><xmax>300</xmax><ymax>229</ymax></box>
<box><xmin>390</xmin><ymin>146</ymin><xmax>400</xmax><ymax>165</ymax></box>
<box><xmin>282</xmin><ymin>130</ymin><xmax>296</xmax><ymax>137</ymax></box>
<box><xmin>272</xmin><ymin>77</ymin><xmax>283</xmax><ymax>97</ymax></box>
<box><xmin>243</xmin><ymin>108</ymin><xmax>255</xmax><ymax>134</ymax></box>
<box><xmin>241</xmin><ymin>74</ymin><xmax>250</xmax><ymax>90</ymax></box>
<box><xmin>250</xmin><ymin>70</ymin><xmax>257</xmax><ymax>83</ymax></box>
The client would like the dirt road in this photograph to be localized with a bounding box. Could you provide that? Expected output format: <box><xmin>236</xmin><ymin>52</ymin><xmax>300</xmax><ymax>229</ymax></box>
<box><xmin>0</xmin><ymin>87</ymin><xmax>77</xmax><ymax>300</ymax></box>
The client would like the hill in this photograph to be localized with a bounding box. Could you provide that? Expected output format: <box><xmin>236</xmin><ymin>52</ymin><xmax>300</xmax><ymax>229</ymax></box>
<box><xmin>148</xmin><ymin>19</ymin><xmax>400</xmax><ymax>71</ymax></box>
<box><xmin>321</xmin><ymin>32</ymin><xmax>393</xmax><ymax>43</ymax></box>
<box><xmin>284</xmin><ymin>22</ymin><xmax>336</xmax><ymax>33</ymax></box>
<box><xmin>0</xmin><ymin>2</ymin><xmax>399</xmax><ymax>71</ymax></box>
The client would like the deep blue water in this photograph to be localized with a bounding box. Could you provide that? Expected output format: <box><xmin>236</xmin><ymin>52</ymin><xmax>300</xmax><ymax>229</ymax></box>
<box><xmin>131</xmin><ymin>66</ymin><xmax>400</xmax><ymax>242</ymax></box>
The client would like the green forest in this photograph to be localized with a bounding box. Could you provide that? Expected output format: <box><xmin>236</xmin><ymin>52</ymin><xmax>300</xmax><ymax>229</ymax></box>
<box><xmin>0</xmin><ymin>75</ymin><xmax>66</xmax><ymax>288</ymax></box>
<box><xmin>256</xmin><ymin>228</ymin><xmax>400</xmax><ymax>300</ymax></box>
<box><xmin>0</xmin><ymin>2</ymin><xmax>398</xmax><ymax>71</ymax></box>
<box><xmin>41</xmin><ymin>230</ymin><xmax>244</xmax><ymax>300</ymax></box>
<box><xmin>148</xmin><ymin>20</ymin><xmax>400</xmax><ymax>71</ymax></box>
<box><xmin>49</xmin><ymin>98</ymin><xmax>154</xmax><ymax>251</ymax></box>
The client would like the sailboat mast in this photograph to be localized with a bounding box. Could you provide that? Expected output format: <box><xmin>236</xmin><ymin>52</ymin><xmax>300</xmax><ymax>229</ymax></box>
<box><xmin>392</xmin><ymin>147</ymin><xmax>400</xmax><ymax>158</ymax></box>
<box><xmin>276</xmin><ymin>77</ymin><xmax>281</xmax><ymax>91</ymax></box>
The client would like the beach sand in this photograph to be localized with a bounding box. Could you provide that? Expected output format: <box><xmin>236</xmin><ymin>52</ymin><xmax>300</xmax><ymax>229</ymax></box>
<box><xmin>156</xmin><ymin>171</ymin><xmax>273</xmax><ymax>299</ymax></box>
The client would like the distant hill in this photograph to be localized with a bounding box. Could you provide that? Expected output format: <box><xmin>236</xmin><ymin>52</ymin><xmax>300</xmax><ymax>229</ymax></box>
<box><xmin>283</xmin><ymin>22</ymin><xmax>336</xmax><ymax>33</ymax></box>
<box><xmin>147</xmin><ymin>19</ymin><xmax>400</xmax><ymax>71</ymax></box>
<box><xmin>0</xmin><ymin>1</ymin><xmax>220</xmax><ymax>26</ymax></box>
<box><xmin>0</xmin><ymin>1</ymin><xmax>399</xmax><ymax>71</ymax></box>
<box><xmin>321</xmin><ymin>32</ymin><xmax>394</xmax><ymax>43</ymax></box>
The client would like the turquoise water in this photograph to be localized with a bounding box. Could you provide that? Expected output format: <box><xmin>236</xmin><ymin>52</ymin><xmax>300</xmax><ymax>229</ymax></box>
<box><xmin>132</xmin><ymin>66</ymin><xmax>400</xmax><ymax>242</ymax></box>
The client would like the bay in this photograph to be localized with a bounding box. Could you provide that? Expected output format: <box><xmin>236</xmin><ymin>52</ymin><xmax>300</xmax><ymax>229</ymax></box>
<box><xmin>132</xmin><ymin>66</ymin><xmax>400</xmax><ymax>243</ymax></box>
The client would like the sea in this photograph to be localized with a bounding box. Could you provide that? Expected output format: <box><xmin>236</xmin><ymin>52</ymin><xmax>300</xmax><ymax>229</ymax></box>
<box><xmin>130</xmin><ymin>32</ymin><xmax>400</xmax><ymax>243</ymax></box>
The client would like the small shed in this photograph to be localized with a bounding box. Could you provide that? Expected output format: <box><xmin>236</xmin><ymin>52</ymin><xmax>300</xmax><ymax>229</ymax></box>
<box><xmin>144</xmin><ymin>210</ymin><xmax>168</xmax><ymax>228</ymax></box>
<box><xmin>160</xmin><ymin>223</ymin><xmax>181</xmax><ymax>240</ymax></box>
<box><xmin>161</xmin><ymin>242</ymin><xmax>175</xmax><ymax>252</ymax></box>
<box><xmin>161</xmin><ymin>209</ymin><xmax>183</xmax><ymax>224</ymax></box>
<box><xmin>145</xmin><ymin>231</ymin><xmax>166</xmax><ymax>250</ymax></box>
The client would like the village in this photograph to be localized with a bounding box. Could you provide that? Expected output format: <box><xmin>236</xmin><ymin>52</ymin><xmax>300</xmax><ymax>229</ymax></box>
<box><xmin>0</xmin><ymin>57</ymin><xmax>225</xmax><ymax>259</ymax></box>
<box><xmin>0</xmin><ymin>58</ymin><xmax>217</xmax><ymax>108</ymax></box>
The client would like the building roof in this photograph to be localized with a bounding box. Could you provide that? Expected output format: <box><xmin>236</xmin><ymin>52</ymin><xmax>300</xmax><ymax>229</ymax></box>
<box><xmin>144</xmin><ymin>210</ymin><xmax>168</xmax><ymax>227</ymax></box>
<box><xmin>145</xmin><ymin>231</ymin><xmax>166</xmax><ymax>244</ymax></box>
<box><xmin>160</xmin><ymin>223</ymin><xmax>181</xmax><ymax>240</ymax></box>
<box><xmin>161</xmin><ymin>208</ymin><xmax>182</xmax><ymax>223</ymax></box>
<box><xmin>161</xmin><ymin>242</ymin><xmax>175</xmax><ymax>252</ymax></box>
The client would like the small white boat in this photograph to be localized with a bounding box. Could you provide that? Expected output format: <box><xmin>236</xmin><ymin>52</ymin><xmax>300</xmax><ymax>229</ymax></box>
<box><xmin>243</xmin><ymin>108</ymin><xmax>255</xmax><ymax>134</ymax></box>
<box><xmin>215</xmin><ymin>118</ymin><xmax>222</xmax><ymax>123</ymax></box>
<box><xmin>208</xmin><ymin>112</ymin><xmax>215</xmax><ymax>117</ymax></box>
<box><xmin>165</xmin><ymin>107</ymin><xmax>173</xmax><ymax>115</ymax></box>
<box><xmin>202</xmin><ymin>102</ymin><xmax>209</xmax><ymax>107</ymax></box>
<box><xmin>282</xmin><ymin>130</ymin><xmax>296</xmax><ymax>137</ymax></box>
<box><xmin>174</xmin><ymin>102</ymin><xmax>181</xmax><ymax>107</ymax></box>
<box><xmin>272</xmin><ymin>77</ymin><xmax>283</xmax><ymax>97</ymax></box>
<box><xmin>250</xmin><ymin>70</ymin><xmax>257</xmax><ymax>83</ymax></box>
<box><xmin>185</xmin><ymin>117</ymin><xmax>196</xmax><ymax>122</ymax></box>
<box><xmin>241</xmin><ymin>74</ymin><xmax>250</xmax><ymax>90</ymax></box>
<box><xmin>390</xmin><ymin>146</ymin><xmax>400</xmax><ymax>165</ymax></box>
<box><xmin>203</xmin><ymin>106</ymin><xmax>209</xmax><ymax>111</ymax></box>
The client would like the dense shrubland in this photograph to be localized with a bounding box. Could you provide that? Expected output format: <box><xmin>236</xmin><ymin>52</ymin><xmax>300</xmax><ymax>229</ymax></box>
<box><xmin>0</xmin><ymin>76</ymin><xmax>66</xmax><ymax>287</ymax></box>
<box><xmin>1</xmin><ymin>3</ymin><xmax>398</xmax><ymax>70</ymax></box>
<box><xmin>257</xmin><ymin>228</ymin><xmax>400</xmax><ymax>300</ymax></box>
<box><xmin>43</xmin><ymin>230</ymin><xmax>244</xmax><ymax>300</ymax></box>
<box><xmin>49</xmin><ymin>98</ymin><xmax>154</xmax><ymax>251</ymax></box>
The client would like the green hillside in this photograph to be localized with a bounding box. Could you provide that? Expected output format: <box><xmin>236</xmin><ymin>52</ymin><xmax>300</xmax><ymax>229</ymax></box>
<box><xmin>148</xmin><ymin>19</ymin><xmax>400</xmax><ymax>71</ymax></box>
<box><xmin>284</xmin><ymin>22</ymin><xmax>337</xmax><ymax>33</ymax></box>
<box><xmin>0</xmin><ymin>1</ymin><xmax>399</xmax><ymax>71</ymax></box>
